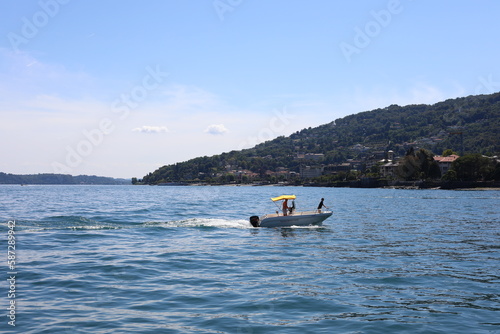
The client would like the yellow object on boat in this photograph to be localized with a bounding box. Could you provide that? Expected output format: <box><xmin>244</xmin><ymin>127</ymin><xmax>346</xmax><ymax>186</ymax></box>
<box><xmin>271</xmin><ymin>195</ymin><xmax>296</xmax><ymax>202</ymax></box>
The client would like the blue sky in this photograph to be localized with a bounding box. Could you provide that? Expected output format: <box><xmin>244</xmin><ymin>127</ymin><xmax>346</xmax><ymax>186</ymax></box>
<box><xmin>1</xmin><ymin>0</ymin><xmax>499</xmax><ymax>178</ymax></box>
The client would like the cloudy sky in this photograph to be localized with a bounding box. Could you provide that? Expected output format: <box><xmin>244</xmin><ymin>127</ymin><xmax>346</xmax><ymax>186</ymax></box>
<box><xmin>1</xmin><ymin>1</ymin><xmax>499</xmax><ymax>179</ymax></box>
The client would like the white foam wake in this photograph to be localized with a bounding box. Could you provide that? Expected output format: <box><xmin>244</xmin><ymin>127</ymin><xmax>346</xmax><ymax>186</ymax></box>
<box><xmin>144</xmin><ymin>218</ymin><xmax>253</xmax><ymax>229</ymax></box>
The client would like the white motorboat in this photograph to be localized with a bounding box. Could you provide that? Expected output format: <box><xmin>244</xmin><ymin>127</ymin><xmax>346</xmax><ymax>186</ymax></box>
<box><xmin>250</xmin><ymin>195</ymin><xmax>332</xmax><ymax>228</ymax></box>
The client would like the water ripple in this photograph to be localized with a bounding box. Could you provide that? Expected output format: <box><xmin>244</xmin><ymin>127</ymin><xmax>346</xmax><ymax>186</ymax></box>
<box><xmin>1</xmin><ymin>186</ymin><xmax>499</xmax><ymax>333</ymax></box>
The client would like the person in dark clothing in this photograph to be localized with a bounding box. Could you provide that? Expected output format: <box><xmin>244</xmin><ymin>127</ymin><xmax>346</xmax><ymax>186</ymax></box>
<box><xmin>317</xmin><ymin>198</ymin><xmax>327</xmax><ymax>213</ymax></box>
<box><xmin>288</xmin><ymin>200</ymin><xmax>296</xmax><ymax>215</ymax></box>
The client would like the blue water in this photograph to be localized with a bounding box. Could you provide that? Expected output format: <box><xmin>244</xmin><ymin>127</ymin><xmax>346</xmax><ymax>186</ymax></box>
<box><xmin>1</xmin><ymin>185</ymin><xmax>499</xmax><ymax>333</ymax></box>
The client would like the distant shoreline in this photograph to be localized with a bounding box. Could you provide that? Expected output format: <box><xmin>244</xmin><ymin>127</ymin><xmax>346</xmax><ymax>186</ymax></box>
<box><xmin>0</xmin><ymin>172</ymin><xmax>129</xmax><ymax>185</ymax></box>
<box><xmin>1</xmin><ymin>183</ymin><xmax>499</xmax><ymax>190</ymax></box>
<box><xmin>140</xmin><ymin>181</ymin><xmax>500</xmax><ymax>190</ymax></box>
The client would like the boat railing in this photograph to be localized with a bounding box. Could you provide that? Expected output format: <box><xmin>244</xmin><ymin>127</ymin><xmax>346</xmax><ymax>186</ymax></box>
<box><xmin>261</xmin><ymin>210</ymin><xmax>332</xmax><ymax>219</ymax></box>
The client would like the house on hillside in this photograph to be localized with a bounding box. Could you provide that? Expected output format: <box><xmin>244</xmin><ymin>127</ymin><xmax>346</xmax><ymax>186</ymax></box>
<box><xmin>380</xmin><ymin>161</ymin><xmax>399</xmax><ymax>178</ymax></box>
<box><xmin>378</xmin><ymin>150</ymin><xmax>398</xmax><ymax>178</ymax></box>
<box><xmin>433</xmin><ymin>155</ymin><xmax>459</xmax><ymax>175</ymax></box>
<box><xmin>300</xmin><ymin>165</ymin><xmax>323</xmax><ymax>179</ymax></box>
<box><xmin>296</xmin><ymin>153</ymin><xmax>324</xmax><ymax>161</ymax></box>
<box><xmin>304</xmin><ymin>153</ymin><xmax>324</xmax><ymax>161</ymax></box>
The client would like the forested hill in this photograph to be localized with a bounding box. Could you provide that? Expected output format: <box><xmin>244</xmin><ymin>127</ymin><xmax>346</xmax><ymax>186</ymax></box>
<box><xmin>143</xmin><ymin>92</ymin><xmax>500</xmax><ymax>184</ymax></box>
<box><xmin>0</xmin><ymin>173</ymin><xmax>129</xmax><ymax>185</ymax></box>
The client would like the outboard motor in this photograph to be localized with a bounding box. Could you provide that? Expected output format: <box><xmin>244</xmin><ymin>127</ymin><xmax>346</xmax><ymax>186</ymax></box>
<box><xmin>249</xmin><ymin>216</ymin><xmax>260</xmax><ymax>227</ymax></box>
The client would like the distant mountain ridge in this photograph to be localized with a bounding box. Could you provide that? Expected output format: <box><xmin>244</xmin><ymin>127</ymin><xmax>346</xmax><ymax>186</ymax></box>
<box><xmin>0</xmin><ymin>173</ymin><xmax>129</xmax><ymax>185</ymax></box>
<box><xmin>142</xmin><ymin>92</ymin><xmax>500</xmax><ymax>184</ymax></box>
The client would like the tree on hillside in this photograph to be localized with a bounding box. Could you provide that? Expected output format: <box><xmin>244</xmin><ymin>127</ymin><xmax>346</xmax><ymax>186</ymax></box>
<box><xmin>398</xmin><ymin>148</ymin><xmax>441</xmax><ymax>180</ymax></box>
<box><xmin>442</xmin><ymin>149</ymin><xmax>458</xmax><ymax>157</ymax></box>
<box><xmin>451</xmin><ymin>154</ymin><xmax>496</xmax><ymax>181</ymax></box>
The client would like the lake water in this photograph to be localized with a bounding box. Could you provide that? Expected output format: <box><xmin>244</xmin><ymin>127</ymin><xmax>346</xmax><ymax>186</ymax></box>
<box><xmin>1</xmin><ymin>185</ymin><xmax>499</xmax><ymax>333</ymax></box>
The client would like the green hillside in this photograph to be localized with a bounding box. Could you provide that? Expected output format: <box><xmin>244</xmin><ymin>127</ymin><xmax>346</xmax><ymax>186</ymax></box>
<box><xmin>0</xmin><ymin>173</ymin><xmax>130</xmax><ymax>185</ymax></box>
<box><xmin>142</xmin><ymin>92</ymin><xmax>500</xmax><ymax>184</ymax></box>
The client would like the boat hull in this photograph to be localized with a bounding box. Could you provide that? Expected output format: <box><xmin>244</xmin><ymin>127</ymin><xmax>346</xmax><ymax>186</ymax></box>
<box><xmin>259</xmin><ymin>211</ymin><xmax>332</xmax><ymax>228</ymax></box>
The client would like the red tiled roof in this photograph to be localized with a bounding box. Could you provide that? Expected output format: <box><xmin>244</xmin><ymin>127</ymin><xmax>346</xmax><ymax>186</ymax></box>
<box><xmin>433</xmin><ymin>155</ymin><xmax>459</xmax><ymax>163</ymax></box>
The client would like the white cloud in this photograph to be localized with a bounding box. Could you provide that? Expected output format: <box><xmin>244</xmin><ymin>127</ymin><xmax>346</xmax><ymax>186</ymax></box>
<box><xmin>132</xmin><ymin>125</ymin><xmax>169</xmax><ymax>133</ymax></box>
<box><xmin>204</xmin><ymin>124</ymin><xmax>228</xmax><ymax>135</ymax></box>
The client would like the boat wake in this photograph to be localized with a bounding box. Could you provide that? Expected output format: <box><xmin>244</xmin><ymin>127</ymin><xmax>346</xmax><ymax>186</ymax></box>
<box><xmin>7</xmin><ymin>216</ymin><xmax>254</xmax><ymax>232</ymax></box>
<box><xmin>144</xmin><ymin>219</ymin><xmax>329</xmax><ymax>229</ymax></box>
<box><xmin>12</xmin><ymin>216</ymin><xmax>327</xmax><ymax>232</ymax></box>
<box><xmin>144</xmin><ymin>218</ymin><xmax>252</xmax><ymax>229</ymax></box>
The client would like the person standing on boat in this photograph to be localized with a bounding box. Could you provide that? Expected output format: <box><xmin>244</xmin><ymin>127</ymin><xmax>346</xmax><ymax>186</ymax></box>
<box><xmin>282</xmin><ymin>199</ymin><xmax>289</xmax><ymax>216</ymax></box>
<box><xmin>289</xmin><ymin>200</ymin><xmax>296</xmax><ymax>215</ymax></box>
<box><xmin>317</xmin><ymin>198</ymin><xmax>328</xmax><ymax>213</ymax></box>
